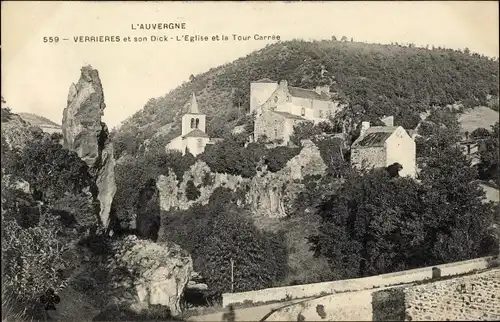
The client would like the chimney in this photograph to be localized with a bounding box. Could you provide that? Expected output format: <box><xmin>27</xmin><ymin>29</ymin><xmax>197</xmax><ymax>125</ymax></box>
<box><xmin>315</xmin><ymin>86</ymin><xmax>322</xmax><ymax>94</ymax></box>
<box><xmin>361</xmin><ymin>121</ymin><xmax>370</xmax><ymax>137</ymax></box>
<box><xmin>381</xmin><ymin>116</ymin><xmax>394</xmax><ymax>127</ymax></box>
<box><xmin>279</xmin><ymin>80</ymin><xmax>288</xmax><ymax>88</ymax></box>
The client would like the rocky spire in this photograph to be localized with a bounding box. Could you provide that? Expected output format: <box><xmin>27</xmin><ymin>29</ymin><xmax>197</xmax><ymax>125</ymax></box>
<box><xmin>62</xmin><ymin>65</ymin><xmax>116</xmax><ymax>229</ymax></box>
<box><xmin>187</xmin><ymin>93</ymin><xmax>200</xmax><ymax>114</ymax></box>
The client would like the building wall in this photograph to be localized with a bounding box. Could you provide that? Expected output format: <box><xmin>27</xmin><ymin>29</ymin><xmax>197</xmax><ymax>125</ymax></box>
<box><xmin>254</xmin><ymin>111</ymin><xmax>286</xmax><ymax>142</ymax></box>
<box><xmin>221</xmin><ymin>256</ymin><xmax>497</xmax><ymax>307</ymax></box>
<box><xmin>181</xmin><ymin>113</ymin><xmax>206</xmax><ymax>136</ymax></box>
<box><xmin>166</xmin><ymin>135</ymin><xmax>184</xmax><ymax>153</ymax></box>
<box><xmin>250</xmin><ymin>82</ymin><xmax>278</xmax><ymax>115</ymax></box>
<box><xmin>350</xmin><ymin>146</ymin><xmax>386</xmax><ymax>171</ymax></box>
<box><xmin>385</xmin><ymin>127</ymin><xmax>417</xmax><ymax>178</ymax></box>
<box><xmin>403</xmin><ymin>269</ymin><xmax>500</xmax><ymax>321</ymax></box>
<box><xmin>184</xmin><ymin>136</ymin><xmax>210</xmax><ymax>157</ymax></box>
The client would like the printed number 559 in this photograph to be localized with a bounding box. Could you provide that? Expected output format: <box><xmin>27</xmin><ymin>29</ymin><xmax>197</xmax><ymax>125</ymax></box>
<box><xmin>43</xmin><ymin>37</ymin><xmax>59</xmax><ymax>43</ymax></box>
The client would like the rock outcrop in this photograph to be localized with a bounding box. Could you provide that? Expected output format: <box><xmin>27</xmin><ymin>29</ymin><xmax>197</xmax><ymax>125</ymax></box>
<box><xmin>1</xmin><ymin>111</ymin><xmax>41</xmax><ymax>151</ymax></box>
<box><xmin>62</xmin><ymin>66</ymin><xmax>116</xmax><ymax>228</ymax></box>
<box><xmin>156</xmin><ymin>140</ymin><xmax>327</xmax><ymax>218</ymax></box>
<box><xmin>105</xmin><ymin>235</ymin><xmax>193</xmax><ymax>316</ymax></box>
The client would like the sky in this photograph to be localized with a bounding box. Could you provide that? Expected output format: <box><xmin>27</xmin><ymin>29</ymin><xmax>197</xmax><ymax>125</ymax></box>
<box><xmin>2</xmin><ymin>1</ymin><xmax>499</xmax><ymax>129</ymax></box>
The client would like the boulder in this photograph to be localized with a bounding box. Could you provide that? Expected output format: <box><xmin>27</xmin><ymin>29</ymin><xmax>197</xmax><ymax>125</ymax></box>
<box><xmin>62</xmin><ymin>65</ymin><xmax>116</xmax><ymax>228</ymax></box>
<box><xmin>108</xmin><ymin>235</ymin><xmax>193</xmax><ymax>316</ymax></box>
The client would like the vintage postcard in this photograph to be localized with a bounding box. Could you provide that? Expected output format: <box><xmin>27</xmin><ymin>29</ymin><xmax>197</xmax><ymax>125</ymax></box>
<box><xmin>1</xmin><ymin>1</ymin><xmax>499</xmax><ymax>321</ymax></box>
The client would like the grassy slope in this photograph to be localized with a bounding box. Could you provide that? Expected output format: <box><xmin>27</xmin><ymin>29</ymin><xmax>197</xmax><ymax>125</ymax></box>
<box><xmin>18</xmin><ymin>112</ymin><xmax>61</xmax><ymax>128</ymax></box>
<box><xmin>458</xmin><ymin>106</ymin><xmax>499</xmax><ymax>134</ymax></box>
<box><xmin>115</xmin><ymin>40</ymin><xmax>499</xmax><ymax>153</ymax></box>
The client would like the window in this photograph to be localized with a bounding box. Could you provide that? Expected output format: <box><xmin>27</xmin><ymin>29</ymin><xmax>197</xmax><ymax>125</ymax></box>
<box><xmin>197</xmin><ymin>138</ymin><xmax>203</xmax><ymax>148</ymax></box>
<box><xmin>301</xmin><ymin>108</ymin><xmax>306</xmax><ymax>116</ymax></box>
<box><xmin>195</xmin><ymin>118</ymin><xmax>200</xmax><ymax>128</ymax></box>
<box><xmin>274</xmin><ymin>129</ymin><xmax>278</xmax><ymax>138</ymax></box>
<box><xmin>319</xmin><ymin>110</ymin><xmax>323</xmax><ymax>118</ymax></box>
<box><xmin>190</xmin><ymin>118</ymin><xmax>195</xmax><ymax>128</ymax></box>
<box><xmin>287</xmin><ymin>95</ymin><xmax>291</xmax><ymax>102</ymax></box>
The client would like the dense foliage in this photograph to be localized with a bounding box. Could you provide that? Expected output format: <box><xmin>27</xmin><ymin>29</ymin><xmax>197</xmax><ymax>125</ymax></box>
<box><xmin>1</xmin><ymin>133</ymin><xmax>96</xmax><ymax>319</ymax></box>
<box><xmin>309</xmin><ymin>110</ymin><xmax>498</xmax><ymax>279</ymax></box>
<box><xmin>115</xmin><ymin>40</ymin><xmax>499</xmax><ymax>156</ymax></box>
<box><xmin>476</xmin><ymin>122</ymin><xmax>499</xmax><ymax>185</ymax></box>
<box><xmin>199</xmin><ymin>138</ymin><xmax>265</xmax><ymax>178</ymax></box>
<box><xmin>160</xmin><ymin>188</ymin><xmax>288</xmax><ymax>301</ymax></box>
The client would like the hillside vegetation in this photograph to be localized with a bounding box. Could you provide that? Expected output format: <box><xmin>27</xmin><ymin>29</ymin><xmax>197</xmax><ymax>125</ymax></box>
<box><xmin>113</xmin><ymin>40</ymin><xmax>499</xmax><ymax>157</ymax></box>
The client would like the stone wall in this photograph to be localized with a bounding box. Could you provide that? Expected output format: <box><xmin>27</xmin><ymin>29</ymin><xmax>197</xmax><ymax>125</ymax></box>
<box><xmin>350</xmin><ymin>146</ymin><xmax>386</xmax><ymax>171</ymax></box>
<box><xmin>222</xmin><ymin>256</ymin><xmax>497</xmax><ymax>307</ymax></box>
<box><xmin>254</xmin><ymin>110</ymin><xmax>286</xmax><ymax>142</ymax></box>
<box><xmin>404</xmin><ymin>268</ymin><xmax>500</xmax><ymax>321</ymax></box>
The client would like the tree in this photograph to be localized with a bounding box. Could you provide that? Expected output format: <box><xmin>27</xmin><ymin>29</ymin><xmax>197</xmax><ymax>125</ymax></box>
<box><xmin>11</xmin><ymin>135</ymin><xmax>93</xmax><ymax>203</ymax></box>
<box><xmin>310</xmin><ymin>146</ymin><xmax>497</xmax><ymax>278</ymax></box>
<box><xmin>160</xmin><ymin>188</ymin><xmax>288</xmax><ymax>301</ymax></box>
<box><xmin>290</xmin><ymin>121</ymin><xmax>323</xmax><ymax>146</ymax></box>
<box><xmin>477</xmin><ymin>122</ymin><xmax>499</xmax><ymax>184</ymax></box>
<box><xmin>341</xmin><ymin>36</ymin><xmax>348</xmax><ymax>42</ymax></box>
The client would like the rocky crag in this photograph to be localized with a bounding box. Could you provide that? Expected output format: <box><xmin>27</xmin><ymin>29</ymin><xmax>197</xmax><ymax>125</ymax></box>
<box><xmin>156</xmin><ymin>140</ymin><xmax>327</xmax><ymax>218</ymax></box>
<box><xmin>102</xmin><ymin>235</ymin><xmax>194</xmax><ymax>317</ymax></box>
<box><xmin>62</xmin><ymin>65</ymin><xmax>117</xmax><ymax>228</ymax></box>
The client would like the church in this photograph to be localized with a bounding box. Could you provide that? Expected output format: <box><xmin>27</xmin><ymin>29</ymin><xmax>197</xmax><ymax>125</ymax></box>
<box><xmin>165</xmin><ymin>93</ymin><xmax>220</xmax><ymax>156</ymax></box>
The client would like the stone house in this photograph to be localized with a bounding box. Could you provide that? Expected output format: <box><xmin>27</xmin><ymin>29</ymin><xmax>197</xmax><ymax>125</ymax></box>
<box><xmin>166</xmin><ymin>93</ymin><xmax>219</xmax><ymax>157</ymax></box>
<box><xmin>252</xmin><ymin>79</ymin><xmax>341</xmax><ymax>144</ymax></box>
<box><xmin>350</xmin><ymin>116</ymin><xmax>417</xmax><ymax>178</ymax></box>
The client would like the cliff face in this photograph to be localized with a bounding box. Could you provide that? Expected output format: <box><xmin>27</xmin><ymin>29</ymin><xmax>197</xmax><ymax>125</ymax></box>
<box><xmin>157</xmin><ymin>140</ymin><xmax>327</xmax><ymax>218</ymax></box>
<box><xmin>1</xmin><ymin>112</ymin><xmax>39</xmax><ymax>151</ymax></box>
<box><xmin>62</xmin><ymin>66</ymin><xmax>117</xmax><ymax>228</ymax></box>
<box><xmin>104</xmin><ymin>235</ymin><xmax>193</xmax><ymax>317</ymax></box>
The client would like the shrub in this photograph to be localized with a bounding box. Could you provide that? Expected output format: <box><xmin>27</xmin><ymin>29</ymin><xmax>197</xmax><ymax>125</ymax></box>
<box><xmin>199</xmin><ymin>137</ymin><xmax>265</xmax><ymax>178</ymax></box>
<box><xmin>264</xmin><ymin>146</ymin><xmax>300</xmax><ymax>172</ymax></box>
<box><xmin>1</xmin><ymin>206</ymin><xmax>71</xmax><ymax>303</ymax></box>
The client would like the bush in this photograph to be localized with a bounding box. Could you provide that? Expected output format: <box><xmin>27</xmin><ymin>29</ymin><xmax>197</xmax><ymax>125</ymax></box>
<box><xmin>199</xmin><ymin>137</ymin><xmax>265</xmax><ymax>178</ymax></box>
<box><xmin>1</xmin><ymin>205</ymin><xmax>71</xmax><ymax>303</ymax></box>
<box><xmin>264</xmin><ymin>146</ymin><xmax>300</xmax><ymax>172</ymax></box>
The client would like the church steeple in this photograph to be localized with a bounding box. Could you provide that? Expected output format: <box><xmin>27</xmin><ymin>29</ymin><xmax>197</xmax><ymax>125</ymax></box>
<box><xmin>187</xmin><ymin>92</ymin><xmax>200</xmax><ymax>114</ymax></box>
<box><xmin>181</xmin><ymin>92</ymin><xmax>206</xmax><ymax>136</ymax></box>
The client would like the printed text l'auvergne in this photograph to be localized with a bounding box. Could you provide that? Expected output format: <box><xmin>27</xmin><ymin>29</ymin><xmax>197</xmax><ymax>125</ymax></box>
<box><xmin>131</xmin><ymin>23</ymin><xmax>187</xmax><ymax>30</ymax></box>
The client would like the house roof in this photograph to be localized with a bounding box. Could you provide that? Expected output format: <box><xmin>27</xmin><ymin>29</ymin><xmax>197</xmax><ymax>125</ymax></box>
<box><xmin>352</xmin><ymin>126</ymin><xmax>399</xmax><ymax>148</ymax></box>
<box><xmin>272</xmin><ymin>111</ymin><xmax>306</xmax><ymax>120</ymax></box>
<box><xmin>288</xmin><ymin>86</ymin><xmax>331</xmax><ymax>101</ymax></box>
<box><xmin>182</xmin><ymin>128</ymin><xmax>209</xmax><ymax>138</ymax></box>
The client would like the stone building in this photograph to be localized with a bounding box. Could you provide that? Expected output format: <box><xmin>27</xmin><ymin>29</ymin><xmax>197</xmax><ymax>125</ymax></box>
<box><xmin>252</xmin><ymin>79</ymin><xmax>341</xmax><ymax>144</ymax></box>
<box><xmin>350</xmin><ymin>116</ymin><xmax>417</xmax><ymax>178</ymax></box>
<box><xmin>166</xmin><ymin>93</ymin><xmax>219</xmax><ymax>157</ymax></box>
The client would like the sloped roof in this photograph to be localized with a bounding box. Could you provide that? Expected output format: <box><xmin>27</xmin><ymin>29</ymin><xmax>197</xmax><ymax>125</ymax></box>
<box><xmin>352</xmin><ymin>126</ymin><xmax>399</xmax><ymax>148</ymax></box>
<box><xmin>354</xmin><ymin>132</ymin><xmax>393</xmax><ymax>147</ymax></box>
<box><xmin>182</xmin><ymin>128</ymin><xmax>209</xmax><ymax>138</ymax></box>
<box><xmin>288</xmin><ymin>86</ymin><xmax>331</xmax><ymax>101</ymax></box>
<box><xmin>272</xmin><ymin>111</ymin><xmax>306</xmax><ymax>120</ymax></box>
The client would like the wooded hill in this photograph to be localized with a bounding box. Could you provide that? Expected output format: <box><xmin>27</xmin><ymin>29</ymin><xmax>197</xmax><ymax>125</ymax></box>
<box><xmin>113</xmin><ymin>39</ymin><xmax>499</xmax><ymax>158</ymax></box>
